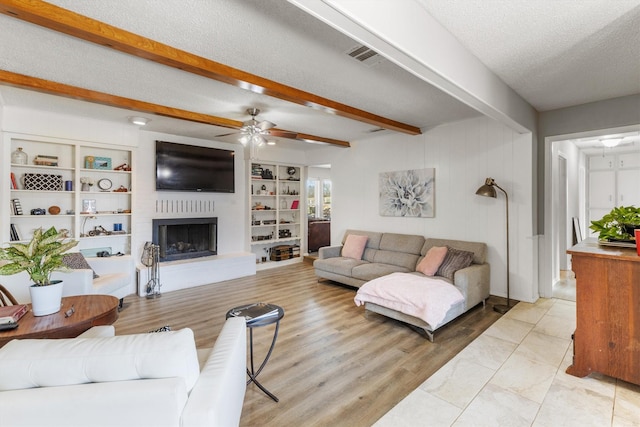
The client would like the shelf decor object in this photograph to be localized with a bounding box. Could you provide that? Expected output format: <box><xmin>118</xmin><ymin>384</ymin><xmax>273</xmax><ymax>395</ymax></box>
<box><xmin>82</xmin><ymin>199</ymin><xmax>97</xmax><ymax>214</ymax></box>
<box><xmin>23</xmin><ymin>173</ymin><xmax>63</xmax><ymax>191</ymax></box>
<box><xmin>92</xmin><ymin>157</ymin><xmax>112</xmax><ymax>170</ymax></box>
<box><xmin>476</xmin><ymin>177</ymin><xmax>512</xmax><ymax>314</ymax></box>
<box><xmin>11</xmin><ymin>147</ymin><xmax>28</xmax><ymax>165</ymax></box>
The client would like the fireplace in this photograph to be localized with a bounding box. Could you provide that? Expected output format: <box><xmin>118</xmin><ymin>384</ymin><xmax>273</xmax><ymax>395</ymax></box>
<box><xmin>152</xmin><ymin>217</ymin><xmax>217</xmax><ymax>262</ymax></box>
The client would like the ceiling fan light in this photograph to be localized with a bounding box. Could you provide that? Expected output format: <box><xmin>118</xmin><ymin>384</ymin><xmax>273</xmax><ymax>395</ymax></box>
<box><xmin>239</xmin><ymin>135</ymin><xmax>250</xmax><ymax>145</ymax></box>
<box><xmin>602</xmin><ymin>138</ymin><xmax>622</xmax><ymax>148</ymax></box>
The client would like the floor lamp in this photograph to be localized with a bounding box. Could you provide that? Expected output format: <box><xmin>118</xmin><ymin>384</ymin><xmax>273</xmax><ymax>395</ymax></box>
<box><xmin>476</xmin><ymin>178</ymin><xmax>512</xmax><ymax>314</ymax></box>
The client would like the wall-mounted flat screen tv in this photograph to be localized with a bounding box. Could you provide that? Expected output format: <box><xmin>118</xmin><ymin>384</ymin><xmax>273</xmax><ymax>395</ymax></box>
<box><xmin>156</xmin><ymin>140</ymin><xmax>235</xmax><ymax>193</ymax></box>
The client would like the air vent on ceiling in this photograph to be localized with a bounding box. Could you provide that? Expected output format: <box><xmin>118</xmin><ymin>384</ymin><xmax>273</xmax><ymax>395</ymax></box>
<box><xmin>345</xmin><ymin>44</ymin><xmax>385</xmax><ymax>67</ymax></box>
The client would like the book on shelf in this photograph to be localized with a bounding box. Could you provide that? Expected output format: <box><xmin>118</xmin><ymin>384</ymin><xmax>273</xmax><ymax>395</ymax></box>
<box><xmin>11</xmin><ymin>198</ymin><xmax>23</xmax><ymax>215</ymax></box>
<box><xmin>33</xmin><ymin>155</ymin><xmax>59</xmax><ymax>166</ymax></box>
<box><xmin>0</xmin><ymin>304</ymin><xmax>28</xmax><ymax>324</ymax></box>
<box><xmin>229</xmin><ymin>302</ymin><xmax>279</xmax><ymax>323</ymax></box>
<box><xmin>290</xmin><ymin>200</ymin><xmax>299</xmax><ymax>209</ymax></box>
<box><xmin>10</xmin><ymin>172</ymin><xmax>17</xmax><ymax>189</ymax></box>
<box><xmin>9</xmin><ymin>223</ymin><xmax>20</xmax><ymax>241</ymax></box>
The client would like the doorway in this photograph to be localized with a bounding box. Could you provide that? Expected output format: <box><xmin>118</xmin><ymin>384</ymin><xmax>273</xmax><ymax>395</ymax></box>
<box><xmin>543</xmin><ymin>125</ymin><xmax>640</xmax><ymax>301</ymax></box>
<box><xmin>306</xmin><ymin>165</ymin><xmax>331</xmax><ymax>257</ymax></box>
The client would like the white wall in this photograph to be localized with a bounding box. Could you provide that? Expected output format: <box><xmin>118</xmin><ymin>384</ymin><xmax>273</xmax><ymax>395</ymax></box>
<box><xmin>323</xmin><ymin>116</ymin><xmax>537</xmax><ymax>303</ymax></box>
<box><xmin>134</xmin><ymin>131</ymin><xmax>246</xmax><ymax>258</ymax></box>
<box><xmin>308</xmin><ymin>166</ymin><xmax>331</xmax><ymax>180</ymax></box>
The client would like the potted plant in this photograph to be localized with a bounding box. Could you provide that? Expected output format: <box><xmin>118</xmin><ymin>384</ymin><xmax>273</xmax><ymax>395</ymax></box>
<box><xmin>589</xmin><ymin>205</ymin><xmax>640</xmax><ymax>242</ymax></box>
<box><xmin>0</xmin><ymin>226</ymin><xmax>78</xmax><ymax>316</ymax></box>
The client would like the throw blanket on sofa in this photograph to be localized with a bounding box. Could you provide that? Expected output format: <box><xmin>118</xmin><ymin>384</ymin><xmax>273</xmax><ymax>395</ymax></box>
<box><xmin>354</xmin><ymin>272</ymin><xmax>464</xmax><ymax>329</ymax></box>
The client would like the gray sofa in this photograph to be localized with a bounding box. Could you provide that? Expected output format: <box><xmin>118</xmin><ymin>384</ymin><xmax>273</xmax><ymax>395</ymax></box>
<box><xmin>313</xmin><ymin>230</ymin><xmax>490</xmax><ymax>340</ymax></box>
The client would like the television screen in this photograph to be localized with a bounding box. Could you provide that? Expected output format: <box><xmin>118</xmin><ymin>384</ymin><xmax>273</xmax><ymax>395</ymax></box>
<box><xmin>156</xmin><ymin>140</ymin><xmax>235</xmax><ymax>193</ymax></box>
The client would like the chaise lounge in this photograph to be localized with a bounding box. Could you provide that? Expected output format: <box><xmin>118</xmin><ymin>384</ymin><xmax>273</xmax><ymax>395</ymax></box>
<box><xmin>313</xmin><ymin>230</ymin><xmax>490</xmax><ymax>340</ymax></box>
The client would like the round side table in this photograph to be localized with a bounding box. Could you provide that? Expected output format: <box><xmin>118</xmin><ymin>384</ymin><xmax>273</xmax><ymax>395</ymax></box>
<box><xmin>226</xmin><ymin>302</ymin><xmax>284</xmax><ymax>402</ymax></box>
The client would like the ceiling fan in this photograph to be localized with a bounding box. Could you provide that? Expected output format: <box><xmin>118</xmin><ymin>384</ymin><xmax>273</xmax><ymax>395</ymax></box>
<box><xmin>216</xmin><ymin>108</ymin><xmax>297</xmax><ymax>146</ymax></box>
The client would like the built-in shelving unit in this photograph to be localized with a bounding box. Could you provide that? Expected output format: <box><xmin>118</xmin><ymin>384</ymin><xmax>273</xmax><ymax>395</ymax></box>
<box><xmin>3</xmin><ymin>134</ymin><xmax>134</xmax><ymax>255</ymax></box>
<box><xmin>250</xmin><ymin>162</ymin><xmax>302</xmax><ymax>267</ymax></box>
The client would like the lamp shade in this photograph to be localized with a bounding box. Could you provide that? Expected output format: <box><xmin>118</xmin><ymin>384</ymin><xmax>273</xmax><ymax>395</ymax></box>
<box><xmin>476</xmin><ymin>178</ymin><xmax>497</xmax><ymax>198</ymax></box>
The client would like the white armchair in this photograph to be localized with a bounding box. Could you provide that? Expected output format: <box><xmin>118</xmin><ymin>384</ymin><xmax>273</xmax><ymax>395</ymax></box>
<box><xmin>1</xmin><ymin>254</ymin><xmax>134</xmax><ymax>308</ymax></box>
<box><xmin>0</xmin><ymin>317</ymin><xmax>247</xmax><ymax>427</ymax></box>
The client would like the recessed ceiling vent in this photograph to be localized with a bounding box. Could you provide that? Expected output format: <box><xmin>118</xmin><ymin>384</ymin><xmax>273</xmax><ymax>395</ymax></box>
<box><xmin>345</xmin><ymin>44</ymin><xmax>385</xmax><ymax>67</ymax></box>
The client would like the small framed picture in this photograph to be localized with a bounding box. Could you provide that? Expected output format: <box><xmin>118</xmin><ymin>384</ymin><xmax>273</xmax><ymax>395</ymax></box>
<box><xmin>82</xmin><ymin>199</ymin><xmax>96</xmax><ymax>214</ymax></box>
<box><xmin>93</xmin><ymin>157</ymin><xmax>112</xmax><ymax>170</ymax></box>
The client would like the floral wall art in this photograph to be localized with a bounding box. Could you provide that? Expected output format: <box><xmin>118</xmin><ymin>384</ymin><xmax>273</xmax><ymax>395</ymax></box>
<box><xmin>379</xmin><ymin>168</ymin><xmax>435</xmax><ymax>217</ymax></box>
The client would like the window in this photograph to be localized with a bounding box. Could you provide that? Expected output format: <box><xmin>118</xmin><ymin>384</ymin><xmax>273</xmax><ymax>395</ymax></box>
<box><xmin>307</xmin><ymin>179</ymin><xmax>318</xmax><ymax>218</ymax></box>
<box><xmin>307</xmin><ymin>178</ymin><xmax>331</xmax><ymax>219</ymax></box>
<box><xmin>322</xmin><ymin>180</ymin><xmax>331</xmax><ymax>219</ymax></box>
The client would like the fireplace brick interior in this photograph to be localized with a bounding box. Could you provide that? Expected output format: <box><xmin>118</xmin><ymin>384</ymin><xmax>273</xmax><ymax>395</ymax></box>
<box><xmin>152</xmin><ymin>217</ymin><xmax>217</xmax><ymax>262</ymax></box>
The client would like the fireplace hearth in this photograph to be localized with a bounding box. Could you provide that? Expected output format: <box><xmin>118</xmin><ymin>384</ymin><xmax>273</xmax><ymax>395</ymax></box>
<box><xmin>152</xmin><ymin>217</ymin><xmax>217</xmax><ymax>262</ymax></box>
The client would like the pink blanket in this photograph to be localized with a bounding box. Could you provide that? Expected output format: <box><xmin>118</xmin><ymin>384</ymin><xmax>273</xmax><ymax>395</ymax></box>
<box><xmin>354</xmin><ymin>272</ymin><xmax>464</xmax><ymax>329</ymax></box>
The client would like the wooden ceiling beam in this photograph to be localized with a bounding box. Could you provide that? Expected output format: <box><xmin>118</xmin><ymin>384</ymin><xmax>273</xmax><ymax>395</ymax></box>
<box><xmin>0</xmin><ymin>0</ymin><xmax>421</xmax><ymax>136</ymax></box>
<box><xmin>0</xmin><ymin>70</ymin><xmax>350</xmax><ymax>147</ymax></box>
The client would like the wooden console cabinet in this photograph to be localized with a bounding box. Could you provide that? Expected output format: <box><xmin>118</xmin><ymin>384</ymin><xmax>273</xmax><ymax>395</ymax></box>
<box><xmin>566</xmin><ymin>239</ymin><xmax>639</xmax><ymax>385</ymax></box>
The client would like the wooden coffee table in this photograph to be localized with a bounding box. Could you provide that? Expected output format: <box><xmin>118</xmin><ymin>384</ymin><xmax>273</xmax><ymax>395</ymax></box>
<box><xmin>0</xmin><ymin>295</ymin><xmax>119</xmax><ymax>348</ymax></box>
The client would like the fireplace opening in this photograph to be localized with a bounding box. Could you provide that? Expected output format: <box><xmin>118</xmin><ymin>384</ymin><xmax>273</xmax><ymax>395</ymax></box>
<box><xmin>152</xmin><ymin>217</ymin><xmax>217</xmax><ymax>262</ymax></box>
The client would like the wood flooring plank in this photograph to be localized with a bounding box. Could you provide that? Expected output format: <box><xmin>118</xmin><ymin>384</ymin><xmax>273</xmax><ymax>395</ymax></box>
<box><xmin>114</xmin><ymin>262</ymin><xmax>503</xmax><ymax>426</ymax></box>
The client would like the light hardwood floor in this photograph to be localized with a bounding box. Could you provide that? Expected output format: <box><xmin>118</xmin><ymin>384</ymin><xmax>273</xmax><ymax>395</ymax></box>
<box><xmin>115</xmin><ymin>262</ymin><xmax>504</xmax><ymax>427</ymax></box>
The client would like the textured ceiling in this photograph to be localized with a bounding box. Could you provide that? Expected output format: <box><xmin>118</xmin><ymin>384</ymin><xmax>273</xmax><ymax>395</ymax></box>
<box><xmin>417</xmin><ymin>0</ymin><xmax>640</xmax><ymax>111</ymax></box>
<box><xmin>0</xmin><ymin>0</ymin><xmax>638</xmax><ymax>149</ymax></box>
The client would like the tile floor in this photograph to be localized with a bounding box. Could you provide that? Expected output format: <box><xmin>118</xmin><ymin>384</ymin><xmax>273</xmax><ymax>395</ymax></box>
<box><xmin>375</xmin><ymin>298</ymin><xmax>640</xmax><ymax>427</ymax></box>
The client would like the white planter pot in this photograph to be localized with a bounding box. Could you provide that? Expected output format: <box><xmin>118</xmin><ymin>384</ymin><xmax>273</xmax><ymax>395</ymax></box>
<box><xmin>29</xmin><ymin>280</ymin><xmax>64</xmax><ymax>316</ymax></box>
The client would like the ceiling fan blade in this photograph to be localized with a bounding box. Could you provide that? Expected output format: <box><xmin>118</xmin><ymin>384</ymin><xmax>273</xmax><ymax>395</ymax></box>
<box><xmin>257</xmin><ymin>120</ymin><xmax>276</xmax><ymax>131</ymax></box>
<box><xmin>214</xmin><ymin>131</ymin><xmax>239</xmax><ymax>138</ymax></box>
<box><xmin>269</xmin><ymin>129</ymin><xmax>298</xmax><ymax>139</ymax></box>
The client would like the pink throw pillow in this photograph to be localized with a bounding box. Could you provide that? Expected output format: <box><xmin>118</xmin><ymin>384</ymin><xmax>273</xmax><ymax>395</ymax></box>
<box><xmin>416</xmin><ymin>246</ymin><xmax>448</xmax><ymax>276</ymax></box>
<box><xmin>342</xmin><ymin>234</ymin><xmax>368</xmax><ymax>260</ymax></box>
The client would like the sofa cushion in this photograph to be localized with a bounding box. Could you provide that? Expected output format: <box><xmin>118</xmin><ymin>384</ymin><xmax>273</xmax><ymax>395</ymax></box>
<box><xmin>0</xmin><ymin>378</ymin><xmax>187</xmax><ymax>427</ymax></box>
<box><xmin>0</xmin><ymin>328</ymin><xmax>200</xmax><ymax>392</ymax></box>
<box><xmin>342</xmin><ymin>230</ymin><xmax>383</xmax><ymax>250</ymax></box>
<box><xmin>379</xmin><ymin>233</ymin><xmax>425</xmax><ymax>255</ymax></box>
<box><xmin>342</xmin><ymin>234</ymin><xmax>369</xmax><ymax>259</ymax></box>
<box><xmin>423</xmin><ymin>238</ymin><xmax>487</xmax><ymax>264</ymax></box>
<box><xmin>352</xmin><ymin>263</ymin><xmax>411</xmax><ymax>282</ymax></box>
<box><xmin>62</xmin><ymin>252</ymin><xmax>99</xmax><ymax>278</ymax></box>
<box><xmin>416</xmin><ymin>246</ymin><xmax>448</xmax><ymax>276</ymax></box>
<box><xmin>92</xmin><ymin>272</ymin><xmax>130</xmax><ymax>295</ymax></box>
<box><xmin>313</xmin><ymin>257</ymin><xmax>368</xmax><ymax>277</ymax></box>
<box><xmin>436</xmin><ymin>247</ymin><xmax>475</xmax><ymax>281</ymax></box>
<box><xmin>373</xmin><ymin>250</ymin><xmax>420</xmax><ymax>270</ymax></box>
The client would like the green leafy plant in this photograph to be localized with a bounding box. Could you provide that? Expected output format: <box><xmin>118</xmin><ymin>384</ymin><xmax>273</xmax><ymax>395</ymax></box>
<box><xmin>0</xmin><ymin>227</ymin><xmax>78</xmax><ymax>286</ymax></box>
<box><xmin>589</xmin><ymin>206</ymin><xmax>640</xmax><ymax>241</ymax></box>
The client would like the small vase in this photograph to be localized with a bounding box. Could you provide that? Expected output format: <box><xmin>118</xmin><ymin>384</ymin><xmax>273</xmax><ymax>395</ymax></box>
<box><xmin>81</xmin><ymin>183</ymin><xmax>90</xmax><ymax>191</ymax></box>
<box><xmin>29</xmin><ymin>280</ymin><xmax>64</xmax><ymax>316</ymax></box>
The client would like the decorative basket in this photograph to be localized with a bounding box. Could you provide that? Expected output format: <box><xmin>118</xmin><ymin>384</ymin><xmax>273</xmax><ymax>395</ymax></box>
<box><xmin>22</xmin><ymin>173</ymin><xmax>63</xmax><ymax>191</ymax></box>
